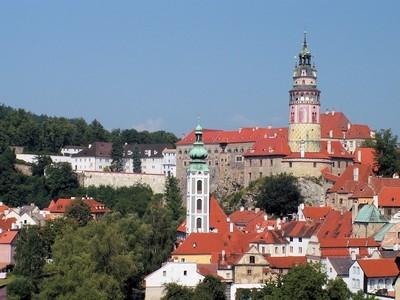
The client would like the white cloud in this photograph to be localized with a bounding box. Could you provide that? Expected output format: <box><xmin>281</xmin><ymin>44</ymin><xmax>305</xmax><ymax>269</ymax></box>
<box><xmin>133</xmin><ymin>118</ymin><xmax>163</xmax><ymax>132</ymax></box>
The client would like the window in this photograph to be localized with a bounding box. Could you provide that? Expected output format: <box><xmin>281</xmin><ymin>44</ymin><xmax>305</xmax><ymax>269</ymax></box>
<box><xmin>313</xmin><ymin>162</ymin><xmax>317</xmax><ymax>168</ymax></box>
<box><xmin>197</xmin><ymin>180</ymin><xmax>202</xmax><ymax>193</ymax></box>
<box><xmin>181</xmin><ymin>258</ymin><xmax>185</xmax><ymax>262</ymax></box>
<box><xmin>289</xmin><ymin>162</ymin><xmax>293</xmax><ymax>168</ymax></box>
<box><xmin>247</xmin><ymin>269</ymin><xmax>252</xmax><ymax>276</ymax></box>
<box><xmin>235</xmin><ymin>156</ymin><xmax>243</xmax><ymax>162</ymax></box>
<box><xmin>289</xmin><ymin>237</ymin><xmax>293</xmax><ymax>242</ymax></box>
<box><xmin>197</xmin><ymin>199</ymin><xmax>202</xmax><ymax>212</ymax></box>
<box><xmin>290</xmin><ymin>246</ymin><xmax>293</xmax><ymax>253</ymax></box>
<box><xmin>259</xmin><ymin>172</ymin><xmax>263</xmax><ymax>178</ymax></box>
<box><xmin>275</xmin><ymin>247</ymin><xmax>278</xmax><ymax>254</ymax></box>
<box><xmin>299</xmin><ymin>247</ymin><xmax>303</xmax><ymax>254</ymax></box>
<box><xmin>378</xmin><ymin>279</ymin><xmax>383</xmax><ymax>289</ymax></box>
<box><xmin>299</xmin><ymin>237</ymin><xmax>302</xmax><ymax>242</ymax></box>
<box><xmin>183</xmin><ymin>270</ymin><xmax>187</xmax><ymax>276</ymax></box>
<box><xmin>196</xmin><ymin>218</ymin><xmax>202</xmax><ymax>230</ymax></box>
<box><xmin>249</xmin><ymin>173</ymin><xmax>252</xmax><ymax>181</ymax></box>
<box><xmin>163</xmin><ymin>271</ymin><xmax>166</xmax><ymax>277</ymax></box>
<box><xmin>249</xmin><ymin>256</ymin><xmax>255</xmax><ymax>264</ymax></box>
<box><xmin>259</xmin><ymin>159</ymin><xmax>263</xmax><ymax>167</ymax></box>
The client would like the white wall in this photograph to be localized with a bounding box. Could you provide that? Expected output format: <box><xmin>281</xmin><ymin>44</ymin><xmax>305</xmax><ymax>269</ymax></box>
<box><xmin>145</xmin><ymin>262</ymin><xmax>204</xmax><ymax>300</ymax></box>
<box><xmin>142</xmin><ymin>157</ymin><xmax>163</xmax><ymax>174</ymax></box>
<box><xmin>348</xmin><ymin>261</ymin><xmax>364</xmax><ymax>294</ymax></box>
<box><xmin>287</xmin><ymin>237</ymin><xmax>309</xmax><ymax>256</ymax></box>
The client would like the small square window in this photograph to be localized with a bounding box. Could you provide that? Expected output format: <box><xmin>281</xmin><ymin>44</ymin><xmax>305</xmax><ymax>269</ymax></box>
<box><xmin>183</xmin><ymin>270</ymin><xmax>187</xmax><ymax>276</ymax></box>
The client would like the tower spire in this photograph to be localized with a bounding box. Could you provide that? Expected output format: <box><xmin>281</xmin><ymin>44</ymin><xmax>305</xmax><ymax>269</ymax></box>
<box><xmin>303</xmin><ymin>31</ymin><xmax>307</xmax><ymax>49</ymax></box>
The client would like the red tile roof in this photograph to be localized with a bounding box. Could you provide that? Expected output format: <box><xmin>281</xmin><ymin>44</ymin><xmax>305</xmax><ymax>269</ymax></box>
<box><xmin>177</xmin><ymin>128</ymin><xmax>288</xmax><ymax>145</ymax></box>
<box><xmin>329</xmin><ymin>164</ymin><xmax>373</xmax><ymax>194</ymax></box>
<box><xmin>266</xmin><ymin>256</ymin><xmax>307</xmax><ymax>269</ymax></box>
<box><xmin>250</xmin><ymin>230</ymin><xmax>287</xmax><ymax>245</ymax></box>
<box><xmin>357</xmin><ymin>258</ymin><xmax>399</xmax><ymax>278</ymax></box>
<box><xmin>321</xmin><ymin>167</ymin><xmax>339</xmax><ymax>183</ymax></box>
<box><xmin>244</xmin><ymin>138</ymin><xmax>291</xmax><ymax>157</ymax></box>
<box><xmin>0</xmin><ymin>204</ymin><xmax>9</xmax><ymax>214</ymax></box>
<box><xmin>320</xmin><ymin>112</ymin><xmax>350</xmax><ymax>139</ymax></box>
<box><xmin>282</xmin><ymin>221</ymin><xmax>321</xmax><ymax>238</ymax></box>
<box><xmin>196</xmin><ymin>264</ymin><xmax>219</xmax><ymax>277</ymax></box>
<box><xmin>0</xmin><ymin>231</ymin><xmax>18</xmax><ymax>244</ymax></box>
<box><xmin>378</xmin><ymin>187</ymin><xmax>400</xmax><ymax>207</ymax></box>
<box><xmin>0</xmin><ymin>218</ymin><xmax>16</xmax><ymax>232</ymax></box>
<box><xmin>346</xmin><ymin>124</ymin><xmax>373</xmax><ymax>139</ymax></box>
<box><xmin>229</xmin><ymin>210</ymin><xmax>265</xmax><ymax>226</ymax></box>
<box><xmin>317</xmin><ymin>210</ymin><xmax>352</xmax><ymax>239</ymax></box>
<box><xmin>46</xmin><ymin>198</ymin><xmax>110</xmax><ymax>214</ymax></box>
<box><xmin>320</xmin><ymin>237</ymin><xmax>379</xmax><ymax>248</ymax></box>
<box><xmin>303</xmin><ymin>206</ymin><xmax>332</xmax><ymax>221</ymax></box>
<box><xmin>353</xmin><ymin>148</ymin><xmax>376</xmax><ymax>167</ymax></box>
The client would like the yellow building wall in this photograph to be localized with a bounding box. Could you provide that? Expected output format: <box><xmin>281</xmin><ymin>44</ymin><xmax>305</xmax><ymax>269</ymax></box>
<box><xmin>172</xmin><ymin>254</ymin><xmax>212</xmax><ymax>264</ymax></box>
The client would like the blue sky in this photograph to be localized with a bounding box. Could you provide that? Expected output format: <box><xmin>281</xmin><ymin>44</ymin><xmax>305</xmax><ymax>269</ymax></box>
<box><xmin>0</xmin><ymin>1</ymin><xmax>399</xmax><ymax>138</ymax></box>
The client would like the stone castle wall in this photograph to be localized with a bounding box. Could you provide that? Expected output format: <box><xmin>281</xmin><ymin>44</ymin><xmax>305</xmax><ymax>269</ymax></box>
<box><xmin>78</xmin><ymin>171</ymin><xmax>166</xmax><ymax>194</ymax></box>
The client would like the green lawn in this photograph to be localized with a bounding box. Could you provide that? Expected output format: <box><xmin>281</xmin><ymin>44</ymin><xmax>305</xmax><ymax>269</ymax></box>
<box><xmin>0</xmin><ymin>274</ymin><xmax>15</xmax><ymax>287</ymax></box>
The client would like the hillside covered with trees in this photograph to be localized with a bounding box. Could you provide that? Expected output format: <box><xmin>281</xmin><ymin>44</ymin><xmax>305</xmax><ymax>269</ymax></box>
<box><xmin>0</xmin><ymin>104</ymin><xmax>178</xmax><ymax>154</ymax></box>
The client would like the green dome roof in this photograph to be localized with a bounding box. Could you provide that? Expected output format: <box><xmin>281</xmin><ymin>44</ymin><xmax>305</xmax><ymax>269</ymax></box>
<box><xmin>189</xmin><ymin>145</ymin><xmax>208</xmax><ymax>160</ymax></box>
<box><xmin>195</xmin><ymin>124</ymin><xmax>203</xmax><ymax>131</ymax></box>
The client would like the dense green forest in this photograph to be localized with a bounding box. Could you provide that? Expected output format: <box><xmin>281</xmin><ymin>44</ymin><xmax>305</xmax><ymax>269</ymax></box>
<box><xmin>0</xmin><ymin>104</ymin><xmax>178</xmax><ymax>154</ymax></box>
<box><xmin>8</xmin><ymin>176</ymin><xmax>184</xmax><ymax>300</ymax></box>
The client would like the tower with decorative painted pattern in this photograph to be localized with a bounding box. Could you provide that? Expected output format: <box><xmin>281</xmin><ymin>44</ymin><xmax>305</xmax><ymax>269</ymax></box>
<box><xmin>288</xmin><ymin>33</ymin><xmax>321</xmax><ymax>153</ymax></box>
<box><xmin>186</xmin><ymin>124</ymin><xmax>210</xmax><ymax>233</ymax></box>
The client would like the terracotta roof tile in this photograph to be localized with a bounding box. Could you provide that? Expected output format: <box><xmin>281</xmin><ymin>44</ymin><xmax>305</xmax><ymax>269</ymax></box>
<box><xmin>266</xmin><ymin>256</ymin><xmax>307</xmax><ymax>269</ymax></box>
<box><xmin>0</xmin><ymin>231</ymin><xmax>18</xmax><ymax>244</ymax></box>
<box><xmin>303</xmin><ymin>206</ymin><xmax>332</xmax><ymax>220</ymax></box>
<box><xmin>46</xmin><ymin>198</ymin><xmax>110</xmax><ymax>214</ymax></box>
<box><xmin>357</xmin><ymin>258</ymin><xmax>399</xmax><ymax>277</ymax></box>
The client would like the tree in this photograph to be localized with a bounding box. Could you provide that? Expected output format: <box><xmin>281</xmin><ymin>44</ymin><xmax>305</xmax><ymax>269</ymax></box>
<box><xmin>111</xmin><ymin>138</ymin><xmax>124</xmax><ymax>172</ymax></box>
<box><xmin>7</xmin><ymin>276</ymin><xmax>34</xmax><ymax>300</ymax></box>
<box><xmin>371</xmin><ymin>129</ymin><xmax>400</xmax><ymax>177</ymax></box>
<box><xmin>326</xmin><ymin>277</ymin><xmax>351</xmax><ymax>300</ymax></box>
<box><xmin>32</xmin><ymin>155</ymin><xmax>52</xmax><ymax>177</ymax></box>
<box><xmin>45</xmin><ymin>162</ymin><xmax>79</xmax><ymax>198</ymax></box>
<box><xmin>162</xmin><ymin>283</ymin><xmax>194</xmax><ymax>300</ymax></box>
<box><xmin>352</xmin><ymin>290</ymin><xmax>379</xmax><ymax>300</ymax></box>
<box><xmin>14</xmin><ymin>227</ymin><xmax>48</xmax><ymax>287</ymax></box>
<box><xmin>38</xmin><ymin>215</ymin><xmax>149</xmax><ymax>300</ymax></box>
<box><xmin>279</xmin><ymin>263</ymin><xmax>327</xmax><ymax>300</ymax></box>
<box><xmin>132</xmin><ymin>147</ymin><xmax>142</xmax><ymax>173</ymax></box>
<box><xmin>65</xmin><ymin>199</ymin><xmax>92</xmax><ymax>226</ymax></box>
<box><xmin>194</xmin><ymin>275</ymin><xmax>226</xmax><ymax>300</ymax></box>
<box><xmin>164</xmin><ymin>176</ymin><xmax>184</xmax><ymax>223</ymax></box>
<box><xmin>256</xmin><ymin>173</ymin><xmax>303</xmax><ymax>217</ymax></box>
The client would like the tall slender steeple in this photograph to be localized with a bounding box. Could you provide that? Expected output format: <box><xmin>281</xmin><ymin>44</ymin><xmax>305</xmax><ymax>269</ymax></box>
<box><xmin>288</xmin><ymin>33</ymin><xmax>321</xmax><ymax>153</ymax></box>
<box><xmin>186</xmin><ymin>124</ymin><xmax>210</xmax><ymax>233</ymax></box>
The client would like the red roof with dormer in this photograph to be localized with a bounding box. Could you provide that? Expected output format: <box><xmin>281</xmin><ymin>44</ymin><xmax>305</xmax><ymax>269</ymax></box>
<box><xmin>303</xmin><ymin>206</ymin><xmax>332</xmax><ymax>221</ymax></box>
<box><xmin>177</xmin><ymin>128</ymin><xmax>288</xmax><ymax>145</ymax></box>
<box><xmin>378</xmin><ymin>187</ymin><xmax>400</xmax><ymax>207</ymax></box>
<box><xmin>266</xmin><ymin>256</ymin><xmax>307</xmax><ymax>269</ymax></box>
<box><xmin>244</xmin><ymin>137</ymin><xmax>291</xmax><ymax>157</ymax></box>
<box><xmin>46</xmin><ymin>198</ymin><xmax>110</xmax><ymax>214</ymax></box>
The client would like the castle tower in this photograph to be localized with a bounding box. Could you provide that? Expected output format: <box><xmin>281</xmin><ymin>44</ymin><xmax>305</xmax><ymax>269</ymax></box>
<box><xmin>186</xmin><ymin>124</ymin><xmax>210</xmax><ymax>233</ymax></box>
<box><xmin>288</xmin><ymin>33</ymin><xmax>321</xmax><ymax>153</ymax></box>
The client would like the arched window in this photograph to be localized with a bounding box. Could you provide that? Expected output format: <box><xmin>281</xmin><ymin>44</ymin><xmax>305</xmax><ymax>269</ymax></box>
<box><xmin>197</xmin><ymin>180</ymin><xmax>202</xmax><ymax>193</ymax></box>
<box><xmin>197</xmin><ymin>199</ymin><xmax>202</xmax><ymax>212</ymax></box>
<box><xmin>196</xmin><ymin>218</ymin><xmax>202</xmax><ymax>230</ymax></box>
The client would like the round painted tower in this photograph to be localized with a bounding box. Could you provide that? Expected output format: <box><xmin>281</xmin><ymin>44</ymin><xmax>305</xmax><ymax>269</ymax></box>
<box><xmin>288</xmin><ymin>33</ymin><xmax>321</xmax><ymax>153</ymax></box>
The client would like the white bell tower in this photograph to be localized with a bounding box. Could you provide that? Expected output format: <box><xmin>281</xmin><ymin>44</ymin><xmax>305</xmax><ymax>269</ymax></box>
<box><xmin>186</xmin><ymin>124</ymin><xmax>210</xmax><ymax>233</ymax></box>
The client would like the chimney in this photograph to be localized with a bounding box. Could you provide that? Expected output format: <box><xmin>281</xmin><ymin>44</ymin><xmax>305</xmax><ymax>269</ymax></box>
<box><xmin>373</xmin><ymin>195</ymin><xmax>378</xmax><ymax>207</ymax></box>
<box><xmin>255</xmin><ymin>207</ymin><xmax>260</xmax><ymax>213</ymax></box>
<box><xmin>357</xmin><ymin>150</ymin><xmax>362</xmax><ymax>163</ymax></box>
<box><xmin>221</xmin><ymin>249</ymin><xmax>226</xmax><ymax>262</ymax></box>
<box><xmin>327</xmin><ymin>141</ymin><xmax>332</xmax><ymax>154</ymax></box>
<box><xmin>347</xmin><ymin>123</ymin><xmax>351</xmax><ymax>130</ymax></box>
<box><xmin>240</xmin><ymin>206</ymin><xmax>244</xmax><ymax>212</ymax></box>
<box><xmin>331</xmin><ymin>109</ymin><xmax>335</xmax><ymax>116</ymax></box>
<box><xmin>264</xmin><ymin>214</ymin><xmax>268</xmax><ymax>221</ymax></box>
<box><xmin>329</xmin><ymin>130</ymin><xmax>333</xmax><ymax>138</ymax></box>
<box><xmin>351</xmin><ymin>251</ymin><xmax>357</xmax><ymax>261</ymax></box>
<box><xmin>229</xmin><ymin>222</ymin><xmax>234</xmax><ymax>233</ymax></box>
<box><xmin>353</xmin><ymin>167</ymin><xmax>359</xmax><ymax>181</ymax></box>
